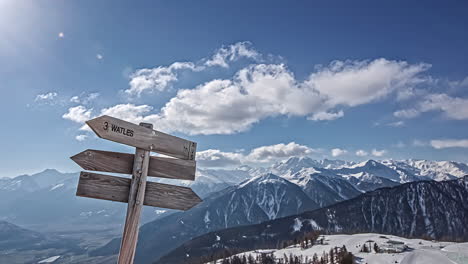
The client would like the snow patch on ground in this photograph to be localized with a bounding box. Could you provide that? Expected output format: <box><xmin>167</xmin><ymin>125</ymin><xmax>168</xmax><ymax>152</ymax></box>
<box><xmin>307</xmin><ymin>219</ymin><xmax>322</xmax><ymax>230</ymax></box>
<box><xmin>210</xmin><ymin>233</ymin><xmax>468</xmax><ymax>264</ymax></box>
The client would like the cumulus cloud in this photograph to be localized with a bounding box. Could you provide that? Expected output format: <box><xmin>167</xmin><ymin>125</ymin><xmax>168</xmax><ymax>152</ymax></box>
<box><xmin>75</xmin><ymin>134</ymin><xmax>88</xmax><ymax>141</ymax></box>
<box><xmin>35</xmin><ymin>92</ymin><xmax>58</xmax><ymax>102</ymax></box>
<box><xmin>306</xmin><ymin>59</ymin><xmax>429</xmax><ymax>107</ymax></box>
<box><xmin>64</xmin><ymin>42</ymin><xmax>431</xmax><ymax>136</ymax></box>
<box><xmin>195</xmin><ymin>142</ymin><xmax>316</xmax><ymax>167</ymax></box>
<box><xmin>394</xmin><ymin>93</ymin><xmax>468</xmax><ymax>120</ymax></box>
<box><xmin>371</xmin><ymin>149</ymin><xmax>387</xmax><ymax>157</ymax></box>
<box><xmin>196</xmin><ymin>149</ymin><xmax>243</xmax><ymax>167</ymax></box>
<box><xmin>70</xmin><ymin>92</ymin><xmax>99</xmax><ymax>104</ymax></box>
<box><xmin>100</xmin><ymin>104</ymin><xmax>153</xmax><ymax>123</ymax></box>
<box><xmin>308</xmin><ymin>110</ymin><xmax>344</xmax><ymax>121</ymax></box>
<box><xmin>70</xmin><ymin>96</ymin><xmax>80</xmax><ymax>103</ymax></box>
<box><xmin>62</xmin><ymin>106</ymin><xmax>93</xmax><ymax>123</ymax></box>
<box><xmin>331</xmin><ymin>148</ymin><xmax>347</xmax><ymax>157</ymax></box>
<box><xmin>125</xmin><ymin>42</ymin><xmax>260</xmax><ymax>96</ymax></box>
<box><xmin>205</xmin><ymin>41</ymin><xmax>260</xmax><ymax>68</ymax></box>
<box><xmin>135</xmin><ymin>58</ymin><xmax>428</xmax><ymax>135</ymax></box>
<box><xmin>246</xmin><ymin>142</ymin><xmax>315</xmax><ymax>163</ymax></box>
<box><xmin>355</xmin><ymin>150</ymin><xmax>368</xmax><ymax>157</ymax></box>
<box><xmin>394</xmin><ymin>109</ymin><xmax>421</xmax><ymax>119</ymax></box>
<box><xmin>126</xmin><ymin>62</ymin><xmax>201</xmax><ymax>96</ymax></box>
<box><xmin>430</xmin><ymin>139</ymin><xmax>468</xmax><ymax>149</ymax></box>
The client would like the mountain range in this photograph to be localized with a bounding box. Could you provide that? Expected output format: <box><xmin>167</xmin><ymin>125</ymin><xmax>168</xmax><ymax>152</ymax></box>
<box><xmin>158</xmin><ymin>175</ymin><xmax>468</xmax><ymax>264</ymax></box>
<box><xmin>89</xmin><ymin>158</ymin><xmax>468</xmax><ymax>263</ymax></box>
<box><xmin>1</xmin><ymin>157</ymin><xmax>467</xmax><ymax>263</ymax></box>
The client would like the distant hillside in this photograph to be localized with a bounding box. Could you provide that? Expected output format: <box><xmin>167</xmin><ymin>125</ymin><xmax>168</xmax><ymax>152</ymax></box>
<box><xmin>0</xmin><ymin>221</ymin><xmax>83</xmax><ymax>264</ymax></box>
<box><xmin>91</xmin><ymin>174</ymin><xmax>319</xmax><ymax>263</ymax></box>
<box><xmin>158</xmin><ymin>176</ymin><xmax>468</xmax><ymax>264</ymax></box>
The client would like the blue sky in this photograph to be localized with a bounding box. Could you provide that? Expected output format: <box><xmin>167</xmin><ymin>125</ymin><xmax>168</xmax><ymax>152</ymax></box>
<box><xmin>1</xmin><ymin>0</ymin><xmax>468</xmax><ymax>177</ymax></box>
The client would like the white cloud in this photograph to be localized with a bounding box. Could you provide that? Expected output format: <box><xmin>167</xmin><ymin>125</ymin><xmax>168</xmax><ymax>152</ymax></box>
<box><xmin>62</xmin><ymin>106</ymin><xmax>93</xmax><ymax>123</ymax></box>
<box><xmin>306</xmin><ymin>59</ymin><xmax>430</xmax><ymax>107</ymax></box>
<box><xmin>393</xmin><ymin>109</ymin><xmax>420</xmax><ymax>119</ymax></box>
<box><xmin>70</xmin><ymin>93</ymin><xmax>100</xmax><ymax>104</ymax></box>
<box><xmin>75</xmin><ymin>134</ymin><xmax>88</xmax><ymax>141</ymax></box>
<box><xmin>100</xmin><ymin>104</ymin><xmax>154</xmax><ymax>124</ymax></box>
<box><xmin>143</xmin><ymin>58</ymin><xmax>428</xmax><ymax>135</ymax></box>
<box><xmin>70</xmin><ymin>96</ymin><xmax>80</xmax><ymax>103</ymax></box>
<box><xmin>195</xmin><ymin>142</ymin><xmax>316</xmax><ymax>167</ymax></box>
<box><xmin>430</xmin><ymin>139</ymin><xmax>468</xmax><ymax>149</ymax></box>
<box><xmin>35</xmin><ymin>92</ymin><xmax>58</xmax><ymax>102</ymax></box>
<box><xmin>126</xmin><ymin>62</ymin><xmax>201</xmax><ymax>96</ymax></box>
<box><xmin>125</xmin><ymin>42</ymin><xmax>259</xmax><ymax>96</ymax></box>
<box><xmin>355</xmin><ymin>150</ymin><xmax>368</xmax><ymax>157</ymax></box>
<box><xmin>96</xmin><ymin>54</ymin><xmax>103</xmax><ymax>60</ymax></box>
<box><xmin>308</xmin><ymin>110</ymin><xmax>344</xmax><ymax>121</ymax></box>
<box><xmin>205</xmin><ymin>41</ymin><xmax>260</xmax><ymax>68</ymax></box>
<box><xmin>394</xmin><ymin>93</ymin><xmax>468</xmax><ymax>120</ymax></box>
<box><xmin>196</xmin><ymin>149</ymin><xmax>243</xmax><ymax>167</ymax></box>
<box><xmin>331</xmin><ymin>148</ymin><xmax>347</xmax><ymax>157</ymax></box>
<box><xmin>246</xmin><ymin>142</ymin><xmax>315</xmax><ymax>163</ymax></box>
<box><xmin>371</xmin><ymin>149</ymin><xmax>387</xmax><ymax>157</ymax></box>
<box><xmin>387</xmin><ymin>121</ymin><xmax>405</xmax><ymax>127</ymax></box>
<box><xmin>67</xmin><ymin>42</ymin><xmax>431</xmax><ymax>136</ymax></box>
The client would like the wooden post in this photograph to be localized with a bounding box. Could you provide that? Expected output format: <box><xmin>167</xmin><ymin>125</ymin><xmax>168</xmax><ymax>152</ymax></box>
<box><xmin>118</xmin><ymin>122</ymin><xmax>153</xmax><ymax>264</ymax></box>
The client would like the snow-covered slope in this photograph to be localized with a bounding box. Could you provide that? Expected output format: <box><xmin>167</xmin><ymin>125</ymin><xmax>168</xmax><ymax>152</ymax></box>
<box><xmin>336</xmin><ymin>160</ymin><xmax>402</xmax><ymax>182</ymax></box>
<box><xmin>383</xmin><ymin>159</ymin><xmax>468</xmax><ymax>181</ymax></box>
<box><xmin>285</xmin><ymin>168</ymin><xmax>362</xmax><ymax>207</ymax></box>
<box><xmin>158</xmin><ymin>176</ymin><xmax>468</xmax><ymax>264</ymax></box>
<box><xmin>270</xmin><ymin>157</ymin><xmax>354</xmax><ymax>178</ymax></box>
<box><xmin>91</xmin><ymin>173</ymin><xmax>319</xmax><ymax>263</ymax></box>
<box><xmin>208</xmin><ymin>233</ymin><xmax>468</xmax><ymax>264</ymax></box>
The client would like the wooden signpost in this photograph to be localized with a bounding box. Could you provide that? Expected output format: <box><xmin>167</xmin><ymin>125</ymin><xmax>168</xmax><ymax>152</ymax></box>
<box><xmin>71</xmin><ymin>115</ymin><xmax>201</xmax><ymax>264</ymax></box>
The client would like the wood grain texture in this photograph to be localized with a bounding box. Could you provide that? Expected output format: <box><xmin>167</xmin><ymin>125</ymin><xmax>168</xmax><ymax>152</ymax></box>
<box><xmin>76</xmin><ymin>171</ymin><xmax>130</xmax><ymax>203</ymax></box>
<box><xmin>86</xmin><ymin>115</ymin><xmax>197</xmax><ymax>160</ymax></box>
<box><xmin>119</xmin><ymin>124</ymin><xmax>151</xmax><ymax>264</ymax></box>
<box><xmin>76</xmin><ymin>172</ymin><xmax>202</xmax><ymax>210</ymax></box>
<box><xmin>70</xmin><ymin>149</ymin><xmax>196</xmax><ymax>180</ymax></box>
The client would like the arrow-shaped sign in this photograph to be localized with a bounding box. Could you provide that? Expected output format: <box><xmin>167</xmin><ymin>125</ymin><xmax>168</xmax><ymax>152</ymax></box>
<box><xmin>76</xmin><ymin>172</ymin><xmax>202</xmax><ymax>211</ymax></box>
<box><xmin>71</xmin><ymin>149</ymin><xmax>196</xmax><ymax>181</ymax></box>
<box><xmin>86</xmin><ymin>115</ymin><xmax>197</xmax><ymax>160</ymax></box>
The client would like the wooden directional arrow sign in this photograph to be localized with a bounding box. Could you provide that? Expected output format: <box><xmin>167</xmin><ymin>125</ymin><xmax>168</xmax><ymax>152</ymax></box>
<box><xmin>86</xmin><ymin>115</ymin><xmax>197</xmax><ymax>160</ymax></box>
<box><xmin>76</xmin><ymin>172</ymin><xmax>201</xmax><ymax>210</ymax></box>
<box><xmin>71</xmin><ymin>149</ymin><xmax>196</xmax><ymax>181</ymax></box>
<box><xmin>71</xmin><ymin>116</ymin><xmax>201</xmax><ymax>264</ymax></box>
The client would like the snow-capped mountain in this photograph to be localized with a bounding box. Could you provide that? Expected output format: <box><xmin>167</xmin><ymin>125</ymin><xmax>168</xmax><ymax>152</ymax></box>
<box><xmin>383</xmin><ymin>159</ymin><xmax>468</xmax><ymax>181</ymax></box>
<box><xmin>284</xmin><ymin>168</ymin><xmax>361</xmax><ymax>207</ymax></box>
<box><xmin>158</xmin><ymin>176</ymin><xmax>468</xmax><ymax>264</ymax></box>
<box><xmin>91</xmin><ymin>173</ymin><xmax>319</xmax><ymax>263</ymax></box>
<box><xmin>346</xmin><ymin>172</ymin><xmax>400</xmax><ymax>192</ymax></box>
<box><xmin>270</xmin><ymin>157</ymin><xmax>354</xmax><ymax>178</ymax></box>
<box><xmin>0</xmin><ymin>169</ymin><xmax>160</xmax><ymax>230</ymax></box>
<box><xmin>335</xmin><ymin>160</ymin><xmax>402</xmax><ymax>182</ymax></box>
<box><xmin>269</xmin><ymin>157</ymin><xmax>468</xmax><ymax>192</ymax></box>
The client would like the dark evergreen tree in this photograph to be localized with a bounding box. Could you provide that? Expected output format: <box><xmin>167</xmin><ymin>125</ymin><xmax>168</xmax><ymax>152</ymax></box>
<box><xmin>373</xmin><ymin>242</ymin><xmax>380</xmax><ymax>253</ymax></box>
